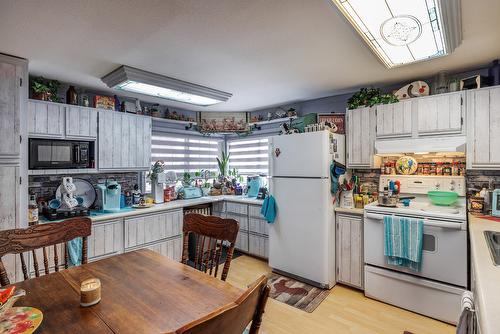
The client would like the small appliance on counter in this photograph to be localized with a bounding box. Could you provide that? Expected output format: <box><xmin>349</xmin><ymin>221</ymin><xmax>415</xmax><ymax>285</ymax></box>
<box><xmin>492</xmin><ymin>189</ymin><xmax>500</xmax><ymax>217</ymax></box>
<box><xmin>96</xmin><ymin>180</ymin><xmax>122</xmax><ymax>212</ymax></box>
<box><xmin>43</xmin><ymin>177</ymin><xmax>90</xmax><ymax>221</ymax></box>
<box><xmin>178</xmin><ymin>186</ymin><xmax>203</xmax><ymax>200</ymax></box>
<box><xmin>151</xmin><ymin>172</ymin><xmax>167</xmax><ymax>204</ymax></box>
<box><xmin>247</xmin><ymin>176</ymin><xmax>265</xmax><ymax>198</ymax></box>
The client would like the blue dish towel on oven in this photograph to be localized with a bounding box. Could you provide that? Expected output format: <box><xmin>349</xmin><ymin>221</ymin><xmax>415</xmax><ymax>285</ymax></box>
<box><xmin>67</xmin><ymin>237</ymin><xmax>82</xmax><ymax>266</ymax></box>
<box><xmin>384</xmin><ymin>216</ymin><xmax>423</xmax><ymax>271</ymax></box>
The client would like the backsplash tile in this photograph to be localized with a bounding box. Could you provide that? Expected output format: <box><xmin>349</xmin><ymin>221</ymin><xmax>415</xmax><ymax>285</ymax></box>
<box><xmin>465</xmin><ymin>170</ymin><xmax>500</xmax><ymax>196</ymax></box>
<box><xmin>29</xmin><ymin>172</ymin><xmax>140</xmax><ymax>207</ymax></box>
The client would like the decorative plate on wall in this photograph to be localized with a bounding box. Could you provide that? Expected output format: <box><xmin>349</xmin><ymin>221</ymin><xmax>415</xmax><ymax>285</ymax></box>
<box><xmin>396</xmin><ymin>156</ymin><xmax>418</xmax><ymax>175</ymax></box>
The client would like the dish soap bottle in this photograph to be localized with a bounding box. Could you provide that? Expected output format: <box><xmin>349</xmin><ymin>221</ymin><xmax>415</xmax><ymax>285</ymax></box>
<box><xmin>28</xmin><ymin>193</ymin><xmax>39</xmax><ymax>226</ymax></box>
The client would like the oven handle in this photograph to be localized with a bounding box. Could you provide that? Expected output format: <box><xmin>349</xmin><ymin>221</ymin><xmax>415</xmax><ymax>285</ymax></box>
<box><xmin>364</xmin><ymin>212</ymin><xmax>463</xmax><ymax>230</ymax></box>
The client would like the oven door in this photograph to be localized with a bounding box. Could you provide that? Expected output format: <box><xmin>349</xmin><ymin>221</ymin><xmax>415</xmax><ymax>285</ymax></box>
<box><xmin>29</xmin><ymin>139</ymin><xmax>77</xmax><ymax>169</ymax></box>
<box><xmin>364</xmin><ymin>211</ymin><xmax>467</xmax><ymax>287</ymax></box>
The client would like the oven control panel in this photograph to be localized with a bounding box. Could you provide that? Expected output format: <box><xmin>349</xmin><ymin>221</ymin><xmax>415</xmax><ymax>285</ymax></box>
<box><xmin>379</xmin><ymin>175</ymin><xmax>465</xmax><ymax>196</ymax></box>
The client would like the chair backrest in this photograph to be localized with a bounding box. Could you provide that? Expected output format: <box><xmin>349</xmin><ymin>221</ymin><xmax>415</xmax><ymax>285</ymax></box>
<box><xmin>0</xmin><ymin>217</ymin><xmax>92</xmax><ymax>286</ymax></box>
<box><xmin>174</xmin><ymin>275</ymin><xmax>270</xmax><ymax>334</ymax></box>
<box><xmin>182</xmin><ymin>213</ymin><xmax>239</xmax><ymax>281</ymax></box>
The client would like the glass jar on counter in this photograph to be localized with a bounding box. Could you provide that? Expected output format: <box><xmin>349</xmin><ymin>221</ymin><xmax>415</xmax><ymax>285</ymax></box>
<box><xmin>429</xmin><ymin>162</ymin><xmax>437</xmax><ymax>175</ymax></box>
<box><xmin>436</xmin><ymin>162</ymin><xmax>443</xmax><ymax>175</ymax></box>
<box><xmin>422</xmin><ymin>163</ymin><xmax>430</xmax><ymax>175</ymax></box>
<box><xmin>452</xmin><ymin>162</ymin><xmax>459</xmax><ymax>176</ymax></box>
<box><xmin>443</xmin><ymin>163</ymin><xmax>452</xmax><ymax>176</ymax></box>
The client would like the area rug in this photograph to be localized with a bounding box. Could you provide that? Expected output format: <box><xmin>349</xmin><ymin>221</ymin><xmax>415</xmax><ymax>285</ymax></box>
<box><xmin>267</xmin><ymin>273</ymin><xmax>330</xmax><ymax>313</ymax></box>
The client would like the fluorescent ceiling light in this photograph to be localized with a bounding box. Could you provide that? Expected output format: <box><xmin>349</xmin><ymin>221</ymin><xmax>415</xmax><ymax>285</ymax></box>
<box><xmin>331</xmin><ymin>0</ymin><xmax>462</xmax><ymax>68</ymax></box>
<box><xmin>101</xmin><ymin>66</ymin><xmax>232</xmax><ymax>106</ymax></box>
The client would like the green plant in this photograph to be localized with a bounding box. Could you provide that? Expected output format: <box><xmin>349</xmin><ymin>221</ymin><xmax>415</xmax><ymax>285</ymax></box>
<box><xmin>147</xmin><ymin>160</ymin><xmax>165</xmax><ymax>180</ymax></box>
<box><xmin>31</xmin><ymin>76</ymin><xmax>60</xmax><ymax>102</ymax></box>
<box><xmin>347</xmin><ymin>87</ymin><xmax>398</xmax><ymax>110</ymax></box>
<box><xmin>182</xmin><ymin>172</ymin><xmax>192</xmax><ymax>186</ymax></box>
<box><xmin>216</xmin><ymin>151</ymin><xmax>230</xmax><ymax>177</ymax></box>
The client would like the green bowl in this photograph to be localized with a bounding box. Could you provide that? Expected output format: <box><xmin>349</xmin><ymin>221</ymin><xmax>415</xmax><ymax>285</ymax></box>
<box><xmin>427</xmin><ymin>191</ymin><xmax>458</xmax><ymax>206</ymax></box>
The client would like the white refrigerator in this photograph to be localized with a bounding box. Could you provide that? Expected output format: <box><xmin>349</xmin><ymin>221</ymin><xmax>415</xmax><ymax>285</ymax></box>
<box><xmin>268</xmin><ymin>130</ymin><xmax>345</xmax><ymax>289</ymax></box>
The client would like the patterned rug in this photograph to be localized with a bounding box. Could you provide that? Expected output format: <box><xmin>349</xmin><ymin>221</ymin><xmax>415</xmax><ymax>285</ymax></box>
<box><xmin>267</xmin><ymin>273</ymin><xmax>330</xmax><ymax>313</ymax></box>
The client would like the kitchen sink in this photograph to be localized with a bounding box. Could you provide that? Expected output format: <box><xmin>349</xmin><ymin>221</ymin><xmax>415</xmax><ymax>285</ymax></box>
<box><xmin>484</xmin><ymin>231</ymin><xmax>500</xmax><ymax>266</ymax></box>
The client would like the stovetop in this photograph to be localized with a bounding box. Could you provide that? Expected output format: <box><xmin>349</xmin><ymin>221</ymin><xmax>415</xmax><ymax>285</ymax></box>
<box><xmin>364</xmin><ymin>196</ymin><xmax>466</xmax><ymax>222</ymax></box>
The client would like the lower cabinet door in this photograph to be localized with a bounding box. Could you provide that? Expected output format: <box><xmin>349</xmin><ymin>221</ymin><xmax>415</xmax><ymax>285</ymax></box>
<box><xmin>235</xmin><ymin>230</ymin><xmax>249</xmax><ymax>252</ymax></box>
<box><xmin>88</xmin><ymin>219</ymin><xmax>124</xmax><ymax>261</ymax></box>
<box><xmin>145</xmin><ymin>237</ymin><xmax>183</xmax><ymax>262</ymax></box>
<box><xmin>248</xmin><ymin>233</ymin><xmax>269</xmax><ymax>259</ymax></box>
<box><xmin>336</xmin><ymin>215</ymin><xmax>363</xmax><ymax>289</ymax></box>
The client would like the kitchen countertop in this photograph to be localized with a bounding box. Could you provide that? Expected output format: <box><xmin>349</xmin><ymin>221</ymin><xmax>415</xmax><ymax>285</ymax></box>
<box><xmin>41</xmin><ymin>196</ymin><xmax>263</xmax><ymax>223</ymax></box>
<box><xmin>468</xmin><ymin>214</ymin><xmax>500</xmax><ymax>334</ymax></box>
<box><xmin>334</xmin><ymin>207</ymin><xmax>365</xmax><ymax>216</ymax></box>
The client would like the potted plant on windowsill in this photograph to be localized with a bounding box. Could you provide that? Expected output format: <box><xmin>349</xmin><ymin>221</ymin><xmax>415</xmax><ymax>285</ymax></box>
<box><xmin>31</xmin><ymin>77</ymin><xmax>60</xmax><ymax>102</ymax></box>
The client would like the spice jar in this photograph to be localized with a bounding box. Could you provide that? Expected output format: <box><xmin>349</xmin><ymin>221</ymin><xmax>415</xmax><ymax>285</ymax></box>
<box><xmin>443</xmin><ymin>163</ymin><xmax>452</xmax><ymax>176</ymax></box>
<box><xmin>417</xmin><ymin>164</ymin><xmax>423</xmax><ymax>175</ymax></box>
<box><xmin>422</xmin><ymin>163</ymin><xmax>430</xmax><ymax>175</ymax></box>
<box><xmin>436</xmin><ymin>162</ymin><xmax>443</xmax><ymax>176</ymax></box>
<box><xmin>452</xmin><ymin>162</ymin><xmax>459</xmax><ymax>176</ymax></box>
<box><xmin>429</xmin><ymin>163</ymin><xmax>437</xmax><ymax>175</ymax></box>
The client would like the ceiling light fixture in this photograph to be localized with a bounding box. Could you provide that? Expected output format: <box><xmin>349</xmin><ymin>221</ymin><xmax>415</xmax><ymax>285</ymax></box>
<box><xmin>101</xmin><ymin>66</ymin><xmax>232</xmax><ymax>106</ymax></box>
<box><xmin>331</xmin><ymin>0</ymin><xmax>462</xmax><ymax>68</ymax></box>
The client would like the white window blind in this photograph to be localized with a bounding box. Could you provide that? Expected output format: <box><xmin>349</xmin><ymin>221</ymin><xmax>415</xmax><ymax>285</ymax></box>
<box><xmin>151</xmin><ymin>133</ymin><xmax>223</xmax><ymax>174</ymax></box>
<box><xmin>227</xmin><ymin>137</ymin><xmax>269</xmax><ymax>175</ymax></box>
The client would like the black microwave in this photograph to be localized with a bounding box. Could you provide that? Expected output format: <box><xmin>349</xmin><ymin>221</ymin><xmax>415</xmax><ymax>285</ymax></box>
<box><xmin>29</xmin><ymin>139</ymin><xmax>94</xmax><ymax>170</ymax></box>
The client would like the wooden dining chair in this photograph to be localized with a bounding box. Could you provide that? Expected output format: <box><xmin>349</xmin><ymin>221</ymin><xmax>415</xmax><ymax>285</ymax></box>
<box><xmin>0</xmin><ymin>217</ymin><xmax>92</xmax><ymax>286</ymax></box>
<box><xmin>182</xmin><ymin>213</ymin><xmax>239</xmax><ymax>281</ymax></box>
<box><xmin>173</xmin><ymin>275</ymin><xmax>270</xmax><ymax>334</ymax></box>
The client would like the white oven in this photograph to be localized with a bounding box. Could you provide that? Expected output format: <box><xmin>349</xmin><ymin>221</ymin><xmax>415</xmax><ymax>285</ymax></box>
<box><xmin>364</xmin><ymin>211</ymin><xmax>467</xmax><ymax>287</ymax></box>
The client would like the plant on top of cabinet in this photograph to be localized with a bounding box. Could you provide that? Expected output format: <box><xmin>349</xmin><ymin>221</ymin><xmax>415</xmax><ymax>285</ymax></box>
<box><xmin>30</xmin><ymin>76</ymin><xmax>60</xmax><ymax>102</ymax></box>
<box><xmin>347</xmin><ymin>88</ymin><xmax>398</xmax><ymax>110</ymax></box>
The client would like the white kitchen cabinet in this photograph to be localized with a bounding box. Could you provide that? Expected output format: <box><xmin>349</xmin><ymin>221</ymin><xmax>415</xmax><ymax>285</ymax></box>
<box><xmin>336</xmin><ymin>214</ymin><xmax>363</xmax><ymax>289</ymax></box>
<box><xmin>98</xmin><ymin>110</ymin><xmax>151</xmax><ymax>171</ymax></box>
<box><xmin>0</xmin><ymin>58</ymin><xmax>24</xmax><ymax>162</ymax></box>
<box><xmin>226</xmin><ymin>212</ymin><xmax>248</xmax><ymax>231</ymax></box>
<box><xmin>28</xmin><ymin>100</ymin><xmax>65</xmax><ymax>138</ymax></box>
<box><xmin>248</xmin><ymin>233</ymin><xmax>269</xmax><ymax>258</ymax></box>
<box><xmin>248</xmin><ymin>217</ymin><xmax>269</xmax><ymax>236</ymax></box>
<box><xmin>226</xmin><ymin>202</ymin><xmax>248</xmax><ymax>215</ymax></box>
<box><xmin>375</xmin><ymin>100</ymin><xmax>412</xmax><ymax>138</ymax></box>
<box><xmin>65</xmin><ymin>105</ymin><xmax>98</xmax><ymax>139</ymax></box>
<box><xmin>416</xmin><ymin>91</ymin><xmax>464</xmax><ymax>136</ymax></box>
<box><xmin>88</xmin><ymin>219</ymin><xmax>124</xmax><ymax>261</ymax></box>
<box><xmin>346</xmin><ymin>107</ymin><xmax>379</xmax><ymax>169</ymax></box>
<box><xmin>467</xmin><ymin>86</ymin><xmax>500</xmax><ymax>169</ymax></box>
<box><xmin>124</xmin><ymin>209</ymin><xmax>183</xmax><ymax>250</ymax></box>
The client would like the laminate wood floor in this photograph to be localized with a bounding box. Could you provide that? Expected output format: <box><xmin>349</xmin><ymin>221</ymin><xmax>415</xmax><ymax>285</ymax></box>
<box><xmin>225</xmin><ymin>255</ymin><xmax>455</xmax><ymax>334</ymax></box>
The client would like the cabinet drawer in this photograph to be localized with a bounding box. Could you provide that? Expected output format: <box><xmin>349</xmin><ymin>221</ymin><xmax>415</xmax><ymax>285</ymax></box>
<box><xmin>248</xmin><ymin>218</ymin><xmax>269</xmax><ymax>236</ymax></box>
<box><xmin>124</xmin><ymin>209</ymin><xmax>183</xmax><ymax>249</ymax></box>
<box><xmin>225</xmin><ymin>213</ymin><xmax>248</xmax><ymax>231</ymax></box>
<box><xmin>235</xmin><ymin>230</ymin><xmax>249</xmax><ymax>252</ymax></box>
<box><xmin>88</xmin><ymin>219</ymin><xmax>123</xmax><ymax>261</ymax></box>
<box><xmin>143</xmin><ymin>237</ymin><xmax>183</xmax><ymax>262</ymax></box>
<box><xmin>248</xmin><ymin>204</ymin><xmax>263</xmax><ymax>218</ymax></box>
<box><xmin>248</xmin><ymin>233</ymin><xmax>269</xmax><ymax>259</ymax></box>
<box><xmin>226</xmin><ymin>202</ymin><xmax>248</xmax><ymax>215</ymax></box>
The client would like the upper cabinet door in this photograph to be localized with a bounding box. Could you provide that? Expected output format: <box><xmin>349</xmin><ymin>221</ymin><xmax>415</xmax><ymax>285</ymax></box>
<box><xmin>0</xmin><ymin>61</ymin><xmax>23</xmax><ymax>160</ymax></box>
<box><xmin>375</xmin><ymin>100</ymin><xmax>412</xmax><ymax>138</ymax></box>
<box><xmin>347</xmin><ymin>107</ymin><xmax>378</xmax><ymax>168</ymax></box>
<box><xmin>416</xmin><ymin>92</ymin><xmax>464</xmax><ymax>136</ymax></box>
<box><xmin>65</xmin><ymin>106</ymin><xmax>97</xmax><ymax>139</ymax></box>
<box><xmin>28</xmin><ymin>100</ymin><xmax>65</xmax><ymax>138</ymax></box>
<box><xmin>467</xmin><ymin>87</ymin><xmax>500</xmax><ymax>169</ymax></box>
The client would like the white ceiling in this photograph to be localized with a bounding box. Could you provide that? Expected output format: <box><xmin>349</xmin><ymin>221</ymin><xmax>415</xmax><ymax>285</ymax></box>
<box><xmin>1</xmin><ymin>0</ymin><xmax>499</xmax><ymax>111</ymax></box>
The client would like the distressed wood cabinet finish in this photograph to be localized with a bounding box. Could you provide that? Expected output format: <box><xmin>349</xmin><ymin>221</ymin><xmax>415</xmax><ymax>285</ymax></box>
<box><xmin>65</xmin><ymin>105</ymin><xmax>98</xmax><ymax>139</ymax></box>
<box><xmin>235</xmin><ymin>230</ymin><xmax>249</xmax><ymax>252</ymax></box>
<box><xmin>375</xmin><ymin>100</ymin><xmax>412</xmax><ymax>138</ymax></box>
<box><xmin>248</xmin><ymin>232</ymin><xmax>269</xmax><ymax>258</ymax></box>
<box><xmin>336</xmin><ymin>214</ymin><xmax>363</xmax><ymax>289</ymax></box>
<box><xmin>28</xmin><ymin>100</ymin><xmax>65</xmax><ymax>138</ymax></box>
<box><xmin>87</xmin><ymin>219</ymin><xmax>123</xmax><ymax>261</ymax></box>
<box><xmin>98</xmin><ymin>110</ymin><xmax>151</xmax><ymax>171</ymax></box>
<box><xmin>145</xmin><ymin>237</ymin><xmax>183</xmax><ymax>262</ymax></box>
<box><xmin>0</xmin><ymin>59</ymin><xmax>24</xmax><ymax>161</ymax></box>
<box><xmin>346</xmin><ymin>107</ymin><xmax>378</xmax><ymax>169</ymax></box>
<box><xmin>416</xmin><ymin>91</ymin><xmax>464</xmax><ymax>136</ymax></box>
<box><xmin>124</xmin><ymin>209</ymin><xmax>183</xmax><ymax>250</ymax></box>
<box><xmin>467</xmin><ymin>86</ymin><xmax>500</xmax><ymax>169</ymax></box>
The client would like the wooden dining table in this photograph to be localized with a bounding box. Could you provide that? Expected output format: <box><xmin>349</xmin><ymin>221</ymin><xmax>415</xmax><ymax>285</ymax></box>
<box><xmin>11</xmin><ymin>249</ymin><xmax>244</xmax><ymax>333</ymax></box>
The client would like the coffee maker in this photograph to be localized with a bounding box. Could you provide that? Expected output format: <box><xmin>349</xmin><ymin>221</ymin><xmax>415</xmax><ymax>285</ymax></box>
<box><xmin>96</xmin><ymin>180</ymin><xmax>121</xmax><ymax>212</ymax></box>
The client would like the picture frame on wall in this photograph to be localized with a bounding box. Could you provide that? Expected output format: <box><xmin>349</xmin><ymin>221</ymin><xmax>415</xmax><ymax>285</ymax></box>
<box><xmin>318</xmin><ymin>113</ymin><xmax>345</xmax><ymax>134</ymax></box>
<box><xmin>198</xmin><ymin>112</ymin><xmax>249</xmax><ymax>133</ymax></box>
